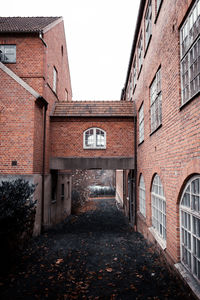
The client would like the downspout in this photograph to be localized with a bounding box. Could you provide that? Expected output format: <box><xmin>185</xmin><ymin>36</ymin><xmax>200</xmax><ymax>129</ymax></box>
<box><xmin>41</xmin><ymin>102</ymin><xmax>48</xmax><ymax>231</ymax></box>
<box><xmin>134</xmin><ymin>115</ymin><xmax>137</xmax><ymax>231</ymax></box>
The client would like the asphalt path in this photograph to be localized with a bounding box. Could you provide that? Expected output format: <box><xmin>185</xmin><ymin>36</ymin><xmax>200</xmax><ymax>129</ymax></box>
<box><xmin>0</xmin><ymin>198</ymin><xmax>195</xmax><ymax>299</ymax></box>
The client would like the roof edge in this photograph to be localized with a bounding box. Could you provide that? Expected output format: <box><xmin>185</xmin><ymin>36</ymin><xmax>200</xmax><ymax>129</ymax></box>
<box><xmin>42</xmin><ymin>17</ymin><xmax>63</xmax><ymax>34</ymax></box>
<box><xmin>0</xmin><ymin>61</ymin><xmax>40</xmax><ymax>99</ymax></box>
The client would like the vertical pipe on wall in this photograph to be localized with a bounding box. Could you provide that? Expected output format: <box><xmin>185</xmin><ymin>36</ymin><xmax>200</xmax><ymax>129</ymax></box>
<box><xmin>134</xmin><ymin>115</ymin><xmax>137</xmax><ymax>231</ymax></box>
<box><xmin>41</xmin><ymin>102</ymin><xmax>48</xmax><ymax>231</ymax></box>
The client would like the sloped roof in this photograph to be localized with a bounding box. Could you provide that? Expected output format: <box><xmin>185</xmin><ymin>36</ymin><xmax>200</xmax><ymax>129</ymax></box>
<box><xmin>0</xmin><ymin>17</ymin><xmax>61</xmax><ymax>33</ymax></box>
<box><xmin>51</xmin><ymin>101</ymin><xmax>136</xmax><ymax>117</ymax></box>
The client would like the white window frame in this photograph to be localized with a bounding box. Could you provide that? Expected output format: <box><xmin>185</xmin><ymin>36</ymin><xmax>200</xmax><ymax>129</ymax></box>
<box><xmin>180</xmin><ymin>175</ymin><xmax>200</xmax><ymax>283</ymax></box>
<box><xmin>139</xmin><ymin>103</ymin><xmax>144</xmax><ymax>143</ymax></box>
<box><xmin>0</xmin><ymin>45</ymin><xmax>16</xmax><ymax>63</ymax></box>
<box><xmin>83</xmin><ymin>128</ymin><xmax>106</xmax><ymax>149</ymax></box>
<box><xmin>139</xmin><ymin>175</ymin><xmax>146</xmax><ymax>217</ymax></box>
<box><xmin>53</xmin><ymin>67</ymin><xmax>57</xmax><ymax>93</ymax></box>
<box><xmin>156</xmin><ymin>0</ymin><xmax>162</xmax><ymax>13</ymax></box>
<box><xmin>129</xmin><ymin>71</ymin><xmax>133</xmax><ymax>101</ymax></box>
<box><xmin>133</xmin><ymin>58</ymin><xmax>137</xmax><ymax>90</ymax></box>
<box><xmin>150</xmin><ymin>67</ymin><xmax>162</xmax><ymax>133</ymax></box>
<box><xmin>180</xmin><ymin>0</ymin><xmax>200</xmax><ymax>105</ymax></box>
<box><xmin>138</xmin><ymin>32</ymin><xmax>143</xmax><ymax>72</ymax></box>
<box><xmin>151</xmin><ymin>174</ymin><xmax>166</xmax><ymax>241</ymax></box>
<box><xmin>145</xmin><ymin>0</ymin><xmax>152</xmax><ymax>50</ymax></box>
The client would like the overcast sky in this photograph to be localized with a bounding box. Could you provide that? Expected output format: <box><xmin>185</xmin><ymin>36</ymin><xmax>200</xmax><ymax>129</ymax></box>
<box><xmin>2</xmin><ymin>0</ymin><xmax>140</xmax><ymax>100</ymax></box>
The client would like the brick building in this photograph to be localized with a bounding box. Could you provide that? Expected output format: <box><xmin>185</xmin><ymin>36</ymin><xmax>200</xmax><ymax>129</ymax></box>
<box><xmin>0</xmin><ymin>17</ymin><xmax>136</xmax><ymax>235</ymax></box>
<box><xmin>119</xmin><ymin>0</ymin><xmax>200</xmax><ymax>294</ymax></box>
<box><xmin>0</xmin><ymin>1</ymin><xmax>199</xmax><ymax>295</ymax></box>
<box><xmin>0</xmin><ymin>17</ymin><xmax>73</xmax><ymax>234</ymax></box>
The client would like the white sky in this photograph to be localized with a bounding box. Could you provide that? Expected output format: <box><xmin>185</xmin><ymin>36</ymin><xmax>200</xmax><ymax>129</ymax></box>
<box><xmin>2</xmin><ymin>0</ymin><xmax>140</xmax><ymax>100</ymax></box>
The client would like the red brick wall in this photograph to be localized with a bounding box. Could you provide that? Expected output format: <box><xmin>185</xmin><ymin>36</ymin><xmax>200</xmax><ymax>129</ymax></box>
<box><xmin>0</xmin><ymin>21</ymin><xmax>73</xmax><ymax>174</ymax></box>
<box><xmin>125</xmin><ymin>0</ymin><xmax>200</xmax><ymax>263</ymax></box>
<box><xmin>50</xmin><ymin>117</ymin><xmax>135</xmax><ymax>158</ymax></box>
<box><xmin>0</xmin><ymin>34</ymin><xmax>44</xmax><ymax>94</ymax></box>
<box><xmin>43</xmin><ymin>21</ymin><xmax>72</xmax><ymax>102</ymax></box>
<box><xmin>0</xmin><ymin>69</ymin><xmax>35</xmax><ymax>174</ymax></box>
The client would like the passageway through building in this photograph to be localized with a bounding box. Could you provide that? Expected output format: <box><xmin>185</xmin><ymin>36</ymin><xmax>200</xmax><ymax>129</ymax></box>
<box><xmin>49</xmin><ymin>164</ymin><xmax>136</xmax><ymax>228</ymax></box>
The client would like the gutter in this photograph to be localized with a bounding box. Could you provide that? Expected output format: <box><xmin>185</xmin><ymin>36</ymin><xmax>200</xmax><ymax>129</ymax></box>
<box><xmin>121</xmin><ymin>0</ymin><xmax>146</xmax><ymax>97</ymax></box>
<box><xmin>134</xmin><ymin>115</ymin><xmax>137</xmax><ymax>230</ymax></box>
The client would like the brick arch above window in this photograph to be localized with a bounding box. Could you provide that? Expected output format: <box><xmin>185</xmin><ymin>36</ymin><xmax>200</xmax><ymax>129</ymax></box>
<box><xmin>175</xmin><ymin>159</ymin><xmax>200</xmax><ymax>206</ymax></box>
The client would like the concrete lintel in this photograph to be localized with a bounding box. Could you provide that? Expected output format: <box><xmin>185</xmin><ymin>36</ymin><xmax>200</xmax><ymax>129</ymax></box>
<box><xmin>50</xmin><ymin>157</ymin><xmax>135</xmax><ymax>170</ymax></box>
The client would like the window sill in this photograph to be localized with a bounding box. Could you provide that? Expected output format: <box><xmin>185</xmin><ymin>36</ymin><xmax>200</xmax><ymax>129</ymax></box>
<box><xmin>0</xmin><ymin>61</ymin><xmax>16</xmax><ymax>64</ymax></box>
<box><xmin>51</xmin><ymin>200</ymin><xmax>56</xmax><ymax>204</ymax></box>
<box><xmin>138</xmin><ymin>211</ymin><xmax>146</xmax><ymax>220</ymax></box>
<box><xmin>47</xmin><ymin>82</ymin><xmax>58</xmax><ymax>99</ymax></box>
<box><xmin>175</xmin><ymin>263</ymin><xmax>200</xmax><ymax>299</ymax></box>
<box><xmin>137</xmin><ymin>65</ymin><xmax>143</xmax><ymax>80</ymax></box>
<box><xmin>83</xmin><ymin>147</ymin><xmax>106</xmax><ymax>150</ymax></box>
<box><xmin>149</xmin><ymin>226</ymin><xmax>166</xmax><ymax>250</ymax></box>
<box><xmin>144</xmin><ymin>35</ymin><xmax>152</xmax><ymax>58</ymax></box>
<box><xmin>150</xmin><ymin>123</ymin><xmax>162</xmax><ymax>136</ymax></box>
<box><xmin>180</xmin><ymin>91</ymin><xmax>200</xmax><ymax>111</ymax></box>
<box><xmin>138</xmin><ymin>140</ymin><xmax>144</xmax><ymax>147</ymax></box>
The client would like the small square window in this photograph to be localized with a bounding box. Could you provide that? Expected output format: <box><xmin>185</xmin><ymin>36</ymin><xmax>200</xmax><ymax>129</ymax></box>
<box><xmin>0</xmin><ymin>45</ymin><xmax>16</xmax><ymax>63</ymax></box>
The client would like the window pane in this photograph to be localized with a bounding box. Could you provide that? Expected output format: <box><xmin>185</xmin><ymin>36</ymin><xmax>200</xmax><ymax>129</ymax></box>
<box><xmin>151</xmin><ymin>174</ymin><xmax>166</xmax><ymax>240</ymax></box>
<box><xmin>180</xmin><ymin>0</ymin><xmax>200</xmax><ymax>104</ymax></box>
<box><xmin>180</xmin><ymin>175</ymin><xmax>200</xmax><ymax>282</ymax></box>
<box><xmin>0</xmin><ymin>45</ymin><xmax>16</xmax><ymax>63</ymax></box>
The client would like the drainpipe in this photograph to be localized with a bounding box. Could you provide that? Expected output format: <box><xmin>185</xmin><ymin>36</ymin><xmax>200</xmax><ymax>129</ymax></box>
<box><xmin>41</xmin><ymin>102</ymin><xmax>48</xmax><ymax>231</ymax></box>
<box><xmin>134</xmin><ymin>115</ymin><xmax>137</xmax><ymax>231</ymax></box>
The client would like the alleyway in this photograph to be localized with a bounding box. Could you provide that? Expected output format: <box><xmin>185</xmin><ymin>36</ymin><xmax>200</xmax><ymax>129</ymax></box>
<box><xmin>0</xmin><ymin>199</ymin><xmax>194</xmax><ymax>300</ymax></box>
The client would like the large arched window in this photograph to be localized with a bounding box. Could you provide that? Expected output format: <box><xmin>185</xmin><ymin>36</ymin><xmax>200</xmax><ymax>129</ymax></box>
<box><xmin>180</xmin><ymin>175</ymin><xmax>200</xmax><ymax>282</ymax></box>
<box><xmin>83</xmin><ymin>128</ymin><xmax>106</xmax><ymax>149</ymax></box>
<box><xmin>151</xmin><ymin>174</ymin><xmax>166</xmax><ymax>240</ymax></box>
<box><xmin>139</xmin><ymin>175</ymin><xmax>146</xmax><ymax>217</ymax></box>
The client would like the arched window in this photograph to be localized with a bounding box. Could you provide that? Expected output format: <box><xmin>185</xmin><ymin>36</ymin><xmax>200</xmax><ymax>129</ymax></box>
<box><xmin>83</xmin><ymin>128</ymin><xmax>106</xmax><ymax>149</ymax></box>
<box><xmin>139</xmin><ymin>175</ymin><xmax>146</xmax><ymax>217</ymax></box>
<box><xmin>180</xmin><ymin>175</ymin><xmax>200</xmax><ymax>282</ymax></box>
<box><xmin>151</xmin><ymin>174</ymin><xmax>166</xmax><ymax>240</ymax></box>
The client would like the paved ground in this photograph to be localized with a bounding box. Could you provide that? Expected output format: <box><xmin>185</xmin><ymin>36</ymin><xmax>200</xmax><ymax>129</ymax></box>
<box><xmin>0</xmin><ymin>198</ymin><xmax>195</xmax><ymax>299</ymax></box>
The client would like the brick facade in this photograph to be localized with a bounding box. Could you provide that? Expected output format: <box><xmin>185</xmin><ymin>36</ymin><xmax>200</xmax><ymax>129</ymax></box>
<box><xmin>0</xmin><ymin>18</ymin><xmax>73</xmax><ymax>234</ymax></box>
<box><xmin>50</xmin><ymin>117</ymin><xmax>134</xmax><ymax>158</ymax></box>
<box><xmin>121</xmin><ymin>0</ymin><xmax>200</xmax><ymax>293</ymax></box>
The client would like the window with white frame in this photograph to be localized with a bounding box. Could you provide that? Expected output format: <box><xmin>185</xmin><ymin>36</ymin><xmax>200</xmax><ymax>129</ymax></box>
<box><xmin>156</xmin><ymin>0</ymin><xmax>162</xmax><ymax>13</ymax></box>
<box><xmin>145</xmin><ymin>0</ymin><xmax>152</xmax><ymax>50</ymax></box>
<box><xmin>138</xmin><ymin>32</ymin><xmax>143</xmax><ymax>72</ymax></box>
<box><xmin>0</xmin><ymin>45</ymin><xmax>16</xmax><ymax>63</ymax></box>
<box><xmin>150</xmin><ymin>68</ymin><xmax>162</xmax><ymax>133</ymax></box>
<box><xmin>84</xmin><ymin>128</ymin><xmax>106</xmax><ymax>149</ymax></box>
<box><xmin>180</xmin><ymin>175</ymin><xmax>200</xmax><ymax>283</ymax></box>
<box><xmin>180</xmin><ymin>0</ymin><xmax>200</xmax><ymax>105</ymax></box>
<box><xmin>139</xmin><ymin>103</ymin><xmax>144</xmax><ymax>143</ymax></box>
<box><xmin>133</xmin><ymin>58</ymin><xmax>137</xmax><ymax>90</ymax></box>
<box><xmin>139</xmin><ymin>175</ymin><xmax>146</xmax><ymax>217</ymax></box>
<box><xmin>151</xmin><ymin>174</ymin><xmax>166</xmax><ymax>240</ymax></box>
<box><xmin>53</xmin><ymin>67</ymin><xmax>57</xmax><ymax>93</ymax></box>
<box><xmin>129</xmin><ymin>71</ymin><xmax>133</xmax><ymax>101</ymax></box>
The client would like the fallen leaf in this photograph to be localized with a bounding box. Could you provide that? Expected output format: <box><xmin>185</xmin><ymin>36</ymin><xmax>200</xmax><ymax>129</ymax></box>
<box><xmin>106</xmin><ymin>268</ymin><xmax>113</xmax><ymax>272</ymax></box>
<box><xmin>56</xmin><ymin>258</ymin><xmax>64</xmax><ymax>265</ymax></box>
